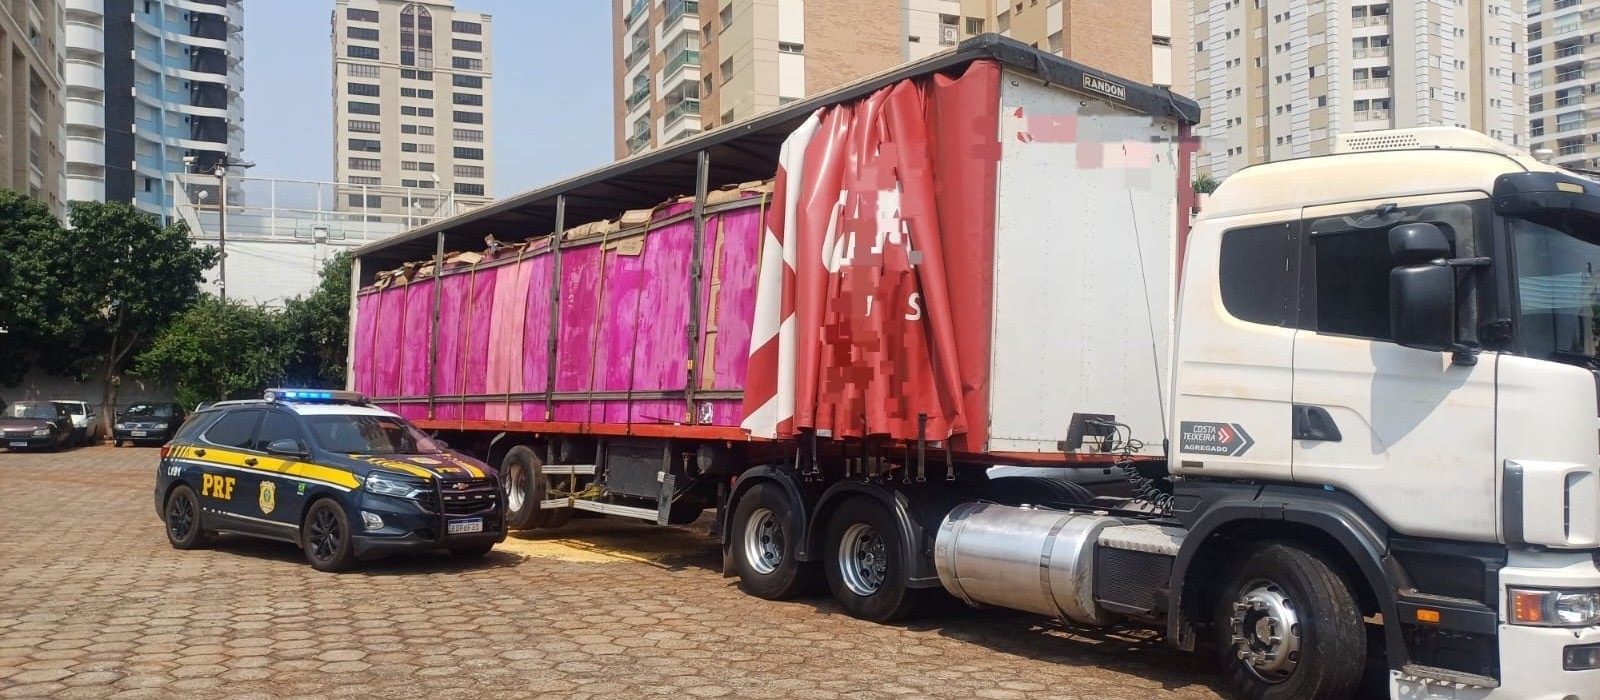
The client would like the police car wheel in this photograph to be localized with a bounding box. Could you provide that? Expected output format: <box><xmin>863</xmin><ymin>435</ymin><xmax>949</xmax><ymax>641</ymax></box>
<box><xmin>302</xmin><ymin>499</ymin><xmax>358</xmax><ymax>572</ymax></box>
<box><xmin>164</xmin><ymin>485</ymin><xmax>208</xmax><ymax>550</ymax></box>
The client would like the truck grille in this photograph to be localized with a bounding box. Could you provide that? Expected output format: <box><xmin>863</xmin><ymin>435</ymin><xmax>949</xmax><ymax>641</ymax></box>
<box><xmin>419</xmin><ymin>479</ymin><xmax>498</xmax><ymax>516</ymax></box>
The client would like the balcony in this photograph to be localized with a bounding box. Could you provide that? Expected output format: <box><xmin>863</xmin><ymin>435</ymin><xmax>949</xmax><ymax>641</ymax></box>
<box><xmin>1560</xmin><ymin>142</ymin><xmax>1586</xmax><ymax>156</ymax></box>
<box><xmin>663</xmin><ymin>50</ymin><xmax>699</xmax><ymax>80</ymax></box>
<box><xmin>627</xmin><ymin>128</ymin><xmax>652</xmax><ymax>153</ymax></box>
<box><xmin>665</xmin><ymin>99</ymin><xmax>700</xmax><ymax>126</ymax></box>
<box><xmin>1352</xmin><ymin>77</ymin><xmax>1392</xmax><ymax>91</ymax></box>
<box><xmin>1556</xmin><ymin>43</ymin><xmax>1585</xmax><ymax>60</ymax></box>
<box><xmin>665</xmin><ymin>0</ymin><xmax>698</xmax><ymax>27</ymax></box>
<box><xmin>623</xmin><ymin>0</ymin><xmax>648</xmax><ymax>25</ymax></box>
<box><xmin>1352</xmin><ymin>14</ymin><xmax>1391</xmax><ymax>29</ymax></box>
<box><xmin>1556</xmin><ymin>93</ymin><xmax>1587</xmax><ymax>108</ymax></box>
<box><xmin>1555</xmin><ymin>69</ymin><xmax>1586</xmax><ymax>84</ymax></box>
<box><xmin>1356</xmin><ymin>109</ymin><xmax>1392</xmax><ymax>122</ymax></box>
<box><xmin>624</xmin><ymin>40</ymin><xmax>650</xmax><ymax>69</ymax></box>
<box><xmin>1557</xmin><ymin>120</ymin><xmax>1586</xmax><ymax>133</ymax></box>
<box><xmin>626</xmin><ymin>85</ymin><xmax>651</xmax><ymax>111</ymax></box>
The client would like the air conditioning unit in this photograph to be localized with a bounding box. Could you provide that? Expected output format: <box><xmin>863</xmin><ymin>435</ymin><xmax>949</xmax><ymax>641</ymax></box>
<box><xmin>940</xmin><ymin>25</ymin><xmax>959</xmax><ymax>46</ymax></box>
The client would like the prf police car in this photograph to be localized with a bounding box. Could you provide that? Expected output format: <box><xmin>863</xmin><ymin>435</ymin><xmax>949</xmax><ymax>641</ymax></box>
<box><xmin>154</xmin><ymin>389</ymin><xmax>505</xmax><ymax>571</ymax></box>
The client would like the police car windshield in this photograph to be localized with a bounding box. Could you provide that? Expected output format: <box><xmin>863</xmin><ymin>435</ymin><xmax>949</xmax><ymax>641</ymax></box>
<box><xmin>303</xmin><ymin>414</ymin><xmax>440</xmax><ymax>455</ymax></box>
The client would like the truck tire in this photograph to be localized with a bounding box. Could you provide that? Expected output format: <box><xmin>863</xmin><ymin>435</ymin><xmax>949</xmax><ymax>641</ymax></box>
<box><xmin>303</xmin><ymin>499</ymin><xmax>359</xmax><ymax>572</ymax></box>
<box><xmin>985</xmin><ymin>475</ymin><xmax>1094</xmax><ymax>507</ymax></box>
<box><xmin>823</xmin><ymin>496</ymin><xmax>919</xmax><ymax>622</ymax></box>
<box><xmin>1214</xmin><ymin>542</ymin><xmax>1366</xmax><ymax>700</ymax></box>
<box><xmin>502</xmin><ymin>446</ymin><xmax>570</xmax><ymax>530</ymax></box>
<box><xmin>730</xmin><ymin>482</ymin><xmax>814</xmax><ymax>600</ymax></box>
<box><xmin>163</xmin><ymin>485</ymin><xmax>209</xmax><ymax>550</ymax></box>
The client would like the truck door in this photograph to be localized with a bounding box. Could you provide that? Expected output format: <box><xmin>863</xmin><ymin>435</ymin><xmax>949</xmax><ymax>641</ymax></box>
<box><xmin>1292</xmin><ymin>195</ymin><xmax>1498</xmax><ymax>542</ymax></box>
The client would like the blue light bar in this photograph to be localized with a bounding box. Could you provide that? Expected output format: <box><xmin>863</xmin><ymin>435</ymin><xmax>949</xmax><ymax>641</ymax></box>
<box><xmin>263</xmin><ymin>388</ymin><xmax>366</xmax><ymax>404</ymax></box>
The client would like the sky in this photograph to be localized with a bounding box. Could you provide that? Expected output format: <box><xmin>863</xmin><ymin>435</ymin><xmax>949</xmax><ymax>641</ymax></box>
<box><xmin>241</xmin><ymin>0</ymin><xmax>615</xmax><ymax>196</ymax></box>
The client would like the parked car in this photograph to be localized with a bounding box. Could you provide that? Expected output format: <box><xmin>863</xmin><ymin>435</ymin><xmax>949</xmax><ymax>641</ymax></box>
<box><xmin>1</xmin><ymin>401</ymin><xmax>74</xmax><ymax>451</ymax></box>
<box><xmin>52</xmin><ymin>400</ymin><xmax>102</xmax><ymax>447</ymax></box>
<box><xmin>113</xmin><ymin>402</ymin><xmax>186</xmax><ymax>447</ymax></box>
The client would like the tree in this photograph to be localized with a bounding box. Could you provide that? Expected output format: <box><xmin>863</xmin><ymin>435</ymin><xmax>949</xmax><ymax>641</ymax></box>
<box><xmin>1193</xmin><ymin>173</ymin><xmax>1221</xmax><ymax>195</ymax></box>
<box><xmin>281</xmin><ymin>251</ymin><xmax>353</xmax><ymax>387</ymax></box>
<box><xmin>134</xmin><ymin>296</ymin><xmax>293</xmax><ymax>410</ymax></box>
<box><xmin>0</xmin><ymin>190</ymin><xmax>73</xmax><ymax>385</ymax></box>
<box><xmin>58</xmin><ymin>202</ymin><xmax>217</xmax><ymax>429</ymax></box>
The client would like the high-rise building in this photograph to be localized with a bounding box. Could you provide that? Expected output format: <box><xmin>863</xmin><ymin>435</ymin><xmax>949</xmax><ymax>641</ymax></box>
<box><xmin>1</xmin><ymin>0</ymin><xmax>66</xmax><ymax>214</ymax></box>
<box><xmin>612</xmin><ymin>0</ymin><xmax>1169</xmax><ymax>159</ymax></box>
<box><xmin>331</xmin><ymin>0</ymin><xmax>493</xmax><ymax>216</ymax></box>
<box><xmin>1191</xmin><ymin>1</ymin><xmax>1525</xmax><ymax>178</ymax></box>
<box><xmin>1526</xmin><ymin>0</ymin><xmax>1600</xmax><ymax>171</ymax></box>
<box><xmin>60</xmin><ymin>0</ymin><xmax>245</xmax><ymax>219</ymax></box>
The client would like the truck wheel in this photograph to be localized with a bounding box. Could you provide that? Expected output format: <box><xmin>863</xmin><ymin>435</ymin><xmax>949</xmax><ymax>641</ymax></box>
<box><xmin>1214</xmin><ymin>542</ymin><xmax>1366</xmax><ymax>700</ymax></box>
<box><xmin>730</xmin><ymin>483</ymin><xmax>814</xmax><ymax>600</ymax></box>
<box><xmin>164</xmin><ymin>485</ymin><xmax>209</xmax><ymax>550</ymax></box>
<box><xmin>823</xmin><ymin>497</ymin><xmax>919</xmax><ymax>622</ymax></box>
<box><xmin>502</xmin><ymin>446</ymin><xmax>553</xmax><ymax>530</ymax></box>
<box><xmin>302</xmin><ymin>499</ymin><xmax>359</xmax><ymax>572</ymax></box>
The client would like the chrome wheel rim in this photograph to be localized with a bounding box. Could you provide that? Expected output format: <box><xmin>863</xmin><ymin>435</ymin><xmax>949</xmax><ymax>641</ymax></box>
<box><xmin>1228</xmin><ymin>579</ymin><xmax>1302</xmax><ymax>683</ymax></box>
<box><xmin>839</xmin><ymin>522</ymin><xmax>888</xmax><ymax>597</ymax></box>
<box><xmin>743</xmin><ymin>507</ymin><xmax>783</xmax><ymax>575</ymax></box>
<box><xmin>507</xmin><ymin>463</ymin><xmax>527</xmax><ymax>512</ymax></box>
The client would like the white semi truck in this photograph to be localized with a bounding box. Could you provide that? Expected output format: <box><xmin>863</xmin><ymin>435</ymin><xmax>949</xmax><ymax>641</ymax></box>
<box><xmin>350</xmin><ymin>37</ymin><xmax>1599</xmax><ymax>699</ymax></box>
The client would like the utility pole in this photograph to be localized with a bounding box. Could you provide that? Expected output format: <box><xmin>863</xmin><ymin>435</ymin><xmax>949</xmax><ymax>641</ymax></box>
<box><xmin>188</xmin><ymin>154</ymin><xmax>254</xmax><ymax>302</ymax></box>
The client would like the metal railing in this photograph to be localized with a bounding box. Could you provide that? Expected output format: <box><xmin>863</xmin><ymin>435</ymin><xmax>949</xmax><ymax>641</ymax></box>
<box><xmin>624</xmin><ymin>40</ymin><xmax>649</xmax><ymax>68</ymax></box>
<box><xmin>626</xmin><ymin>85</ymin><xmax>651</xmax><ymax>111</ymax></box>
<box><xmin>665</xmin><ymin>99</ymin><xmax>701</xmax><ymax>126</ymax></box>
<box><xmin>1352</xmin><ymin>15</ymin><xmax>1391</xmax><ymax>28</ymax></box>
<box><xmin>1352</xmin><ymin>77</ymin><xmax>1391</xmax><ymax>90</ymax></box>
<box><xmin>624</xmin><ymin>0</ymin><xmax>648</xmax><ymax>25</ymax></box>
<box><xmin>1356</xmin><ymin>109</ymin><xmax>1392</xmax><ymax>122</ymax></box>
<box><xmin>627</xmin><ymin>129</ymin><xmax>652</xmax><ymax>153</ymax></box>
<box><xmin>665</xmin><ymin>0</ymin><xmax>699</xmax><ymax>26</ymax></box>
<box><xmin>1557</xmin><ymin>120</ymin><xmax>1586</xmax><ymax>132</ymax></box>
<box><xmin>664</xmin><ymin>49</ymin><xmax>700</xmax><ymax>79</ymax></box>
<box><xmin>1557</xmin><ymin>43</ymin><xmax>1585</xmax><ymax>59</ymax></box>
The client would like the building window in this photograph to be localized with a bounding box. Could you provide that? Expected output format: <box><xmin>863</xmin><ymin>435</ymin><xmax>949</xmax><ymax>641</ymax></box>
<box><xmin>347</xmin><ymin>8</ymin><xmax>380</xmax><ymax>22</ymax></box>
<box><xmin>401</xmin><ymin>69</ymin><xmax>435</xmax><ymax>80</ymax></box>
<box><xmin>348</xmin><ymin>157</ymin><xmax>381</xmax><ymax>171</ymax></box>
<box><xmin>348</xmin><ymin>101</ymin><xmax>381</xmax><ymax>115</ymax></box>
<box><xmin>347</xmin><ymin>64</ymin><xmax>380</xmax><ymax>78</ymax></box>
<box><xmin>400</xmin><ymin>3</ymin><xmax>434</xmax><ymax>68</ymax></box>
<box><xmin>453</xmin><ymin>57</ymin><xmax>484</xmax><ymax>71</ymax></box>
<box><xmin>347</xmin><ymin>46</ymin><xmax>380</xmax><ymax>60</ymax></box>
<box><xmin>348</xmin><ymin>176</ymin><xmax>381</xmax><ymax>186</ymax></box>
<box><xmin>778</xmin><ymin>42</ymin><xmax>803</xmax><ymax>54</ymax></box>
<box><xmin>452</xmin><ymin>38</ymin><xmax>483</xmax><ymax>52</ymax></box>
<box><xmin>347</xmin><ymin>82</ymin><xmax>380</xmax><ymax>97</ymax></box>
<box><xmin>401</xmin><ymin>106</ymin><xmax>436</xmax><ymax>117</ymax></box>
<box><xmin>453</xmin><ymin>147</ymin><xmax>484</xmax><ymax>160</ymax></box>
<box><xmin>348</xmin><ymin>138</ymin><xmax>382</xmax><ymax>152</ymax></box>
<box><xmin>453</xmin><ymin>110</ymin><xmax>484</xmax><ymax>124</ymax></box>
<box><xmin>348</xmin><ymin>119</ymin><xmax>381</xmax><ymax>133</ymax></box>
<box><xmin>452</xmin><ymin>20</ymin><xmax>483</xmax><ymax>34</ymax></box>
<box><xmin>453</xmin><ymin>74</ymin><xmax>483</xmax><ymax>89</ymax></box>
<box><xmin>454</xmin><ymin>164</ymin><xmax>484</xmax><ymax>178</ymax></box>
<box><xmin>966</xmin><ymin>17</ymin><xmax>984</xmax><ymax>35</ymax></box>
<box><xmin>996</xmin><ymin>10</ymin><xmax>1010</xmax><ymax>32</ymax></box>
<box><xmin>453</xmin><ymin>128</ymin><xmax>484</xmax><ymax>142</ymax></box>
<box><xmin>347</xmin><ymin>194</ymin><xmax>384</xmax><ymax>208</ymax></box>
<box><xmin>1047</xmin><ymin>31</ymin><xmax>1063</xmax><ymax>53</ymax></box>
<box><xmin>720</xmin><ymin>3</ymin><xmax>733</xmax><ymax>29</ymax></box>
<box><xmin>721</xmin><ymin>58</ymin><xmax>734</xmax><ymax>83</ymax></box>
<box><xmin>347</xmin><ymin>26</ymin><xmax>380</xmax><ymax>41</ymax></box>
<box><xmin>400</xmin><ymin>87</ymin><xmax>434</xmax><ymax>98</ymax></box>
<box><xmin>455</xmin><ymin>183</ymin><xmax>485</xmax><ymax>196</ymax></box>
<box><xmin>401</xmin><ymin>161</ymin><xmax>434</xmax><ymax>172</ymax></box>
<box><xmin>452</xmin><ymin>92</ymin><xmax>483</xmax><ymax>106</ymax></box>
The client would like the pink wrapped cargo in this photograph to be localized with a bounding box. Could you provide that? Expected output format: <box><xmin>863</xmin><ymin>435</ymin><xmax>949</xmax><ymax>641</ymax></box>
<box><xmin>351</xmin><ymin>35</ymin><xmax>1200</xmax><ymax>632</ymax></box>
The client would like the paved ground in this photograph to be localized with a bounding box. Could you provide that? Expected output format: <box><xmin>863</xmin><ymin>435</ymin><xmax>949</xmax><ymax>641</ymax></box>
<box><xmin>0</xmin><ymin>445</ymin><xmax>1226</xmax><ymax>699</ymax></box>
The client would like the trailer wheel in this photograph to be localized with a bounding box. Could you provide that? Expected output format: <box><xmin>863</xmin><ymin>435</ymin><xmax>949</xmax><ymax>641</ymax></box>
<box><xmin>502</xmin><ymin>446</ymin><xmax>571</xmax><ymax>530</ymax></box>
<box><xmin>730</xmin><ymin>483</ymin><xmax>814</xmax><ymax>600</ymax></box>
<box><xmin>823</xmin><ymin>497</ymin><xmax>919</xmax><ymax>622</ymax></box>
<box><xmin>1214</xmin><ymin>542</ymin><xmax>1366</xmax><ymax>700</ymax></box>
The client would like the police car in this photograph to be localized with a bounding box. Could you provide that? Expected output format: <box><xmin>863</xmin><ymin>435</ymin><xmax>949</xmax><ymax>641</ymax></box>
<box><xmin>153</xmin><ymin>389</ymin><xmax>505</xmax><ymax>571</ymax></box>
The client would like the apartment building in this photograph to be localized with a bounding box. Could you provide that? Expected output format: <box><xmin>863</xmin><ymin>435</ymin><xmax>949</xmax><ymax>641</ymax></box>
<box><xmin>1192</xmin><ymin>0</ymin><xmax>1524</xmax><ymax>178</ymax></box>
<box><xmin>613</xmin><ymin>0</ymin><xmax>1173</xmax><ymax>158</ymax></box>
<box><xmin>59</xmin><ymin>0</ymin><xmax>244</xmax><ymax>219</ymax></box>
<box><xmin>1</xmin><ymin>0</ymin><xmax>66</xmax><ymax>214</ymax></box>
<box><xmin>1526</xmin><ymin>0</ymin><xmax>1600</xmax><ymax>170</ymax></box>
<box><xmin>331</xmin><ymin>0</ymin><xmax>493</xmax><ymax>216</ymax></box>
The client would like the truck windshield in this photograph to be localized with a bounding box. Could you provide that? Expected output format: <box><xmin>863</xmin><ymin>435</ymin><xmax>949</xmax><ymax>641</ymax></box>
<box><xmin>1511</xmin><ymin>213</ymin><xmax>1600</xmax><ymax>368</ymax></box>
<box><xmin>8</xmin><ymin>403</ymin><xmax>58</xmax><ymax>420</ymax></box>
<box><xmin>303</xmin><ymin>414</ymin><xmax>441</xmax><ymax>455</ymax></box>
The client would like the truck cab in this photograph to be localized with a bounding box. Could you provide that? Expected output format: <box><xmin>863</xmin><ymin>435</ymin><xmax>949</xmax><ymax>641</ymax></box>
<box><xmin>1173</xmin><ymin>127</ymin><xmax>1600</xmax><ymax>698</ymax></box>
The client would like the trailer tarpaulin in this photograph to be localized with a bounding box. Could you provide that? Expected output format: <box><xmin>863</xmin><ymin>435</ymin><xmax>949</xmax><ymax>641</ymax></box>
<box><xmin>741</xmin><ymin>60</ymin><xmax>1000</xmax><ymax>447</ymax></box>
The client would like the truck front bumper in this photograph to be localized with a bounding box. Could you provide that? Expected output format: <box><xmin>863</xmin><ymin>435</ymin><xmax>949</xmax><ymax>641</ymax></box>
<box><xmin>1391</xmin><ymin>551</ymin><xmax>1600</xmax><ymax>700</ymax></box>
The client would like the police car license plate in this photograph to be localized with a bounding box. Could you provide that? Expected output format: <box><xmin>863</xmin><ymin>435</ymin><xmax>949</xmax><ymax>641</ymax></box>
<box><xmin>447</xmin><ymin>518</ymin><xmax>483</xmax><ymax>535</ymax></box>
<box><xmin>7</xmin><ymin>441</ymin><xmax>24</xmax><ymax>447</ymax></box>
<box><xmin>131</xmin><ymin>430</ymin><xmax>148</xmax><ymax>437</ymax></box>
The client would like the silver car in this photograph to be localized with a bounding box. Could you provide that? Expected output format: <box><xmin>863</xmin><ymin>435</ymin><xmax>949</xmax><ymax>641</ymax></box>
<box><xmin>51</xmin><ymin>400</ymin><xmax>101</xmax><ymax>447</ymax></box>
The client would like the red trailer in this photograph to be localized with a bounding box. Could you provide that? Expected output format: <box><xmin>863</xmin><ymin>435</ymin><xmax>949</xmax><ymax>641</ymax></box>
<box><xmin>351</xmin><ymin>35</ymin><xmax>1197</xmax><ymax>621</ymax></box>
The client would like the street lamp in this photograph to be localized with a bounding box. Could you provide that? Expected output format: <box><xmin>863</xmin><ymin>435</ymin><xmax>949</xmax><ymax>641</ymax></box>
<box><xmin>186</xmin><ymin>154</ymin><xmax>254</xmax><ymax>302</ymax></box>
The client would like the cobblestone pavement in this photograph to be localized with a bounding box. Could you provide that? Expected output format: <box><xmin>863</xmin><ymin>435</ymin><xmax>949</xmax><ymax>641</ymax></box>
<box><xmin>0</xmin><ymin>446</ymin><xmax>1226</xmax><ymax>699</ymax></box>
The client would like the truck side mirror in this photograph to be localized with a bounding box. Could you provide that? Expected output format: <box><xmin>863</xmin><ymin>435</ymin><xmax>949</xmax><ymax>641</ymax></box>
<box><xmin>1389</xmin><ymin>222</ymin><xmax>1453</xmax><ymax>264</ymax></box>
<box><xmin>1390</xmin><ymin>264</ymin><xmax>1456</xmax><ymax>352</ymax></box>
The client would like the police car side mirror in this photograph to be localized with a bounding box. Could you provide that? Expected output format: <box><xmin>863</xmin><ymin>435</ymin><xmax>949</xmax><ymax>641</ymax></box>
<box><xmin>266</xmin><ymin>438</ymin><xmax>309</xmax><ymax>459</ymax></box>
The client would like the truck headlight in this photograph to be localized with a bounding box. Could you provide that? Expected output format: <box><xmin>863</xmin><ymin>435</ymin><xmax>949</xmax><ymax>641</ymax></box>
<box><xmin>1509</xmin><ymin>587</ymin><xmax>1600</xmax><ymax>627</ymax></box>
<box><xmin>31</xmin><ymin>429</ymin><xmax>49</xmax><ymax>437</ymax></box>
<box><xmin>364</xmin><ymin>473</ymin><xmax>427</xmax><ymax>499</ymax></box>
